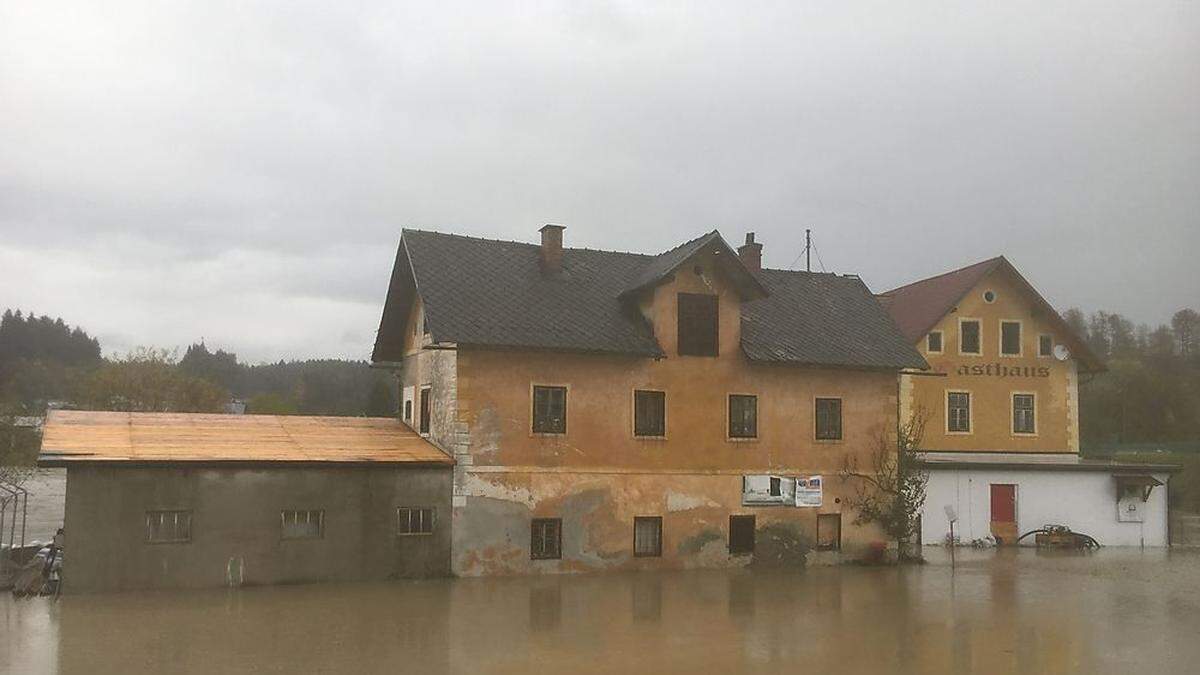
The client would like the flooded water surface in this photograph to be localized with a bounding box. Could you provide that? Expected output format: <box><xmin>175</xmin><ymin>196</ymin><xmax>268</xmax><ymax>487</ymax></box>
<box><xmin>3</xmin><ymin>548</ymin><xmax>1198</xmax><ymax>674</ymax></box>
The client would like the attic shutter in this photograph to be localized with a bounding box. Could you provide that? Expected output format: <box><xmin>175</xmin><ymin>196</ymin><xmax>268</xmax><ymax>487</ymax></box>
<box><xmin>677</xmin><ymin>293</ymin><xmax>719</xmax><ymax>356</ymax></box>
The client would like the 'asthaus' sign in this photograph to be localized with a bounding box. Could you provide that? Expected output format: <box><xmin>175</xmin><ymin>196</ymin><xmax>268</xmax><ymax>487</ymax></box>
<box><xmin>955</xmin><ymin>363</ymin><xmax>1051</xmax><ymax>378</ymax></box>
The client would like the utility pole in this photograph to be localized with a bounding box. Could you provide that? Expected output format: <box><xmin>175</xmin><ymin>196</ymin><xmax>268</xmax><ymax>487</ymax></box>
<box><xmin>805</xmin><ymin>229</ymin><xmax>811</xmax><ymax>272</ymax></box>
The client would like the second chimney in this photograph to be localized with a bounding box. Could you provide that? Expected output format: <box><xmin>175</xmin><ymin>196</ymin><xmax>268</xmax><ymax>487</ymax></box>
<box><xmin>738</xmin><ymin>232</ymin><xmax>762</xmax><ymax>273</ymax></box>
<box><xmin>539</xmin><ymin>224</ymin><xmax>565</xmax><ymax>274</ymax></box>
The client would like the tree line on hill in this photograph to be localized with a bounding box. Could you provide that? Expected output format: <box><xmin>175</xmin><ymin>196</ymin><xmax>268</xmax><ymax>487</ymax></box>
<box><xmin>0</xmin><ymin>309</ymin><xmax>396</xmax><ymax>425</ymax></box>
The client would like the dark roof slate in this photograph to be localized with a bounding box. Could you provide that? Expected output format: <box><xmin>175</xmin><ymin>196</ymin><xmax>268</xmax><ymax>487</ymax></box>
<box><xmin>375</xmin><ymin>229</ymin><xmax>926</xmax><ymax>370</ymax></box>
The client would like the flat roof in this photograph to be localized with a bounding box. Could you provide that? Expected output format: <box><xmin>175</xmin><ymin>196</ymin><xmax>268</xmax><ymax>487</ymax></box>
<box><xmin>38</xmin><ymin>410</ymin><xmax>454</xmax><ymax>467</ymax></box>
<box><xmin>916</xmin><ymin>452</ymin><xmax>1179</xmax><ymax>474</ymax></box>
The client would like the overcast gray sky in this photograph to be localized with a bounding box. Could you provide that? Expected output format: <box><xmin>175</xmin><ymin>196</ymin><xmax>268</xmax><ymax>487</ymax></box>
<box><xmin>2</xmin><ymin>1</ymin><xmax>1197</xmax><ymax>362</ymax></box>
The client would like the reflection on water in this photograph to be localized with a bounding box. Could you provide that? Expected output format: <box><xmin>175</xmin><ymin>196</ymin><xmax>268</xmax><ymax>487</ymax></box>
<box><xmin>2</xmin><ymin>548</ymin><xmax>1198</xmax><ymax>674</ymax></box>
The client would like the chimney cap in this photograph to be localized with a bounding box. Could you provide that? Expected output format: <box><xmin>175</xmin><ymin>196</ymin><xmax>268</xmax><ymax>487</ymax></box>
<box><xmin>539</xmin><ymin>223</ymin><xmax>566</xmax><ymax>232</ymax></box>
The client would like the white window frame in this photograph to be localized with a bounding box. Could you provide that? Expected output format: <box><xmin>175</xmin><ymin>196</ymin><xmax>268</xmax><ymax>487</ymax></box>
<box><xmin>145</xmin><ymin>510</ymin><xmax>192</xmax><ymax>544</ymax></box>
<box><xmin>1012</xmin><ymin>392</ymin><xmax>1037</xmax><ymax>436</ymax></box>
<box><xmin>397</xmin><ymin>507</ymin><xmax>436</xmax><ymax>536</ymax></box>
<box><xmin>946</xmin><ymin>389</ymin><xmax>973</xmax><ymax>435</ymax></box>
<box><xmin>280</xmin><ymin>509</ymin><xmax>325</xmax><ymax>540</ymax></box>
<box><xmin>999</xmin><ymin>320</ymin><xmax>1023</xmax><ymax>358</ymax></box>
<box><xmin>1037</xmin><ymin>333</ymin><xmax>1054</xmax><ymax>359</ymax></box>
<box><xmin>958</xmin><ymin>318</ymin><xmax>982</xmax><ymax>356</ymax></box>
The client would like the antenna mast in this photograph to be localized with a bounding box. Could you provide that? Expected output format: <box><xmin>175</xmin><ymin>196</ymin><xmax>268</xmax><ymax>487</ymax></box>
<box><xmin>805</xmin><ymin>229</ymin><xmax>811</xmax><ymax>272</ymax></box>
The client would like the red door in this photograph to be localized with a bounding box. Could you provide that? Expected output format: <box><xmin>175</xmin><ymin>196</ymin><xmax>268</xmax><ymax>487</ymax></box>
<box><xmin>990</xmin><ymin>484</ymin><xmax>1017</xmax><ymax>544</ymax></box>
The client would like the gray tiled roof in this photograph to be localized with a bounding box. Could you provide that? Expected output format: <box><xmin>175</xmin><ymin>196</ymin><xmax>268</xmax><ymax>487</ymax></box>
<box><xmin>374</xmin><ymin>229</ymin><xmax>926</xmax><ymax>370</ymax></box>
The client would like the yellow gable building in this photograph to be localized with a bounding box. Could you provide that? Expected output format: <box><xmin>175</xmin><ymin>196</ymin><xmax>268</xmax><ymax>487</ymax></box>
<box><xmin>881</xmin><ymin>257</ymin><xmax>1177</xmax><ymax>547</ymax></box>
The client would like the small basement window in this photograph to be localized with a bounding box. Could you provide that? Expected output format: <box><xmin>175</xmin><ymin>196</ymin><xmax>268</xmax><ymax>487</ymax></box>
<box><xmin>677</xmin><ymin>293</ymin><xmax>719</xmax><ymax>357</ymax></box>
<box><xmin>1001</xmin><ymin>321</ymin><xmax>1022</xmax><ymax>356</ymax></box>
<box><xmin>633</xmin><ymin>390</ymin><xmax>666</xmax><ymax>437</ymax></box>
<box><xmin>397</xmin><ymin>507</ymin><xmax>435</xmax><ymax>536</ymax></box>
<box><xmin>531</xmin><ymin>518</ymin><xmax>562</xmax><ymax>560</ymax></box>
<box><xmin>633</xmin><ymin>516</ymin><xmax>663</xmax><ymax>557</ymax></box>
<box><xmin>960</xmin><ymin>320</ymin><xmax>981</xmax><ymax>355</ymax></box>
<box><xmin>927</xmin><ymin>331</ymin><xmax>943</xmax><ymax>353</ymax></box>
<box><xmin>728</xmin><ymin>394</ymin><xmax>758</xmax><ymax>439</ymax></box>
<box><xmin>815</xmin><ymin>398</ymin><xmax>843</xmax><ymax>441</ymax></box>
<box><xmin>532</xmin><ymin>385</ymin><xmax>567</xmax><ymax>434</ymax></box>
<box><xmin>281</xmin><ymin>509</ymin><xmax>324</xmax><ymax>540</ymax></box>
<box><xmin>146</xmin><ymin>510</ymin><xmax>192</xmax><ymax>544</ymax></box>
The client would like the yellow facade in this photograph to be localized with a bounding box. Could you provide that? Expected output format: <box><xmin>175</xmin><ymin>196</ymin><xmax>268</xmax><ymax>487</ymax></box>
<box><xmin>398</xmin><ymin>248</ymin><xmax>901</xmax><ymax>575</ymax></box>
<box><xmin>900</xmin><ymin>266</ymin><xmax>1081</xmax><ymax>453</ymax></box>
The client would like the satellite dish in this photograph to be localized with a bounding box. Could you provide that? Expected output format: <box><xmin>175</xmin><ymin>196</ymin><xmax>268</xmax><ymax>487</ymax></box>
<box><xmin>1053</xmin><ymin>344</ymin><xmax>1071</xmax><ymax>361</ymax></box>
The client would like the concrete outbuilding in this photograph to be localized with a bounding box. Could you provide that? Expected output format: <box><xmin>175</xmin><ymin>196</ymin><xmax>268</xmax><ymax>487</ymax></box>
<box><xmin>38</xmin><ymin>410</ymin><xmax>454</xmax><ymax>592</ymax></box>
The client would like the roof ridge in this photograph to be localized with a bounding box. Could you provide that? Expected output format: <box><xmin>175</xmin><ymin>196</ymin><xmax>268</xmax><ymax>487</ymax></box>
<box><xmin>402</xmin><ymin>227</ymin><xmax>668</xmax><ymax>259</ymax></box>
<box><xmin>880</xmin><ymin>255</ymin><xmax>1005</xmax><ymax>296</ymax></box>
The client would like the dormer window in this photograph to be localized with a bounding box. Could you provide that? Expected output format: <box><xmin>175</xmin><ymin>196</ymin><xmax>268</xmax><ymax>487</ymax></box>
<box><xmin>677</xmin><ymin>293</ymin><xmax>718</xmax><ymax>357</ymax></box>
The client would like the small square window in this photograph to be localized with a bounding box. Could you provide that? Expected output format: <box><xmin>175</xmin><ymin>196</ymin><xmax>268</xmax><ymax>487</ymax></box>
<box><xmin>948</xmin><ymin>392</ymin><xmax>971</xmax><ymax>433</ymax></box>
<box><xmin>1001</xmin><ymin>321</ymin><xmax>1022</xmax><ymax>356</ymax></box>
<box><xmin>532</xmin><ymin>386</ymin><xmax>567</xmax><ymax>434</ymax></box>
<box><xmin>397</xmin><ymin>507</ymin><xmax>435</xmax><ymax>535</ymax></box>
<box><xmin>728</xmin><ymin>395</ymin><xmax>758</xmax><ymax>439</ymax></box>
<box><xmin>281</xmin><ymin>509</ymin><xmax>324</xmax><ymax>540</ymax></box>
<box><xmin>633</xmin><ymin>390</ymin><xmax>666</xmax><ymax>437</ymax></box>
<box><xmin>927</xmin><ymin>331</ymin><xmax>943</xmax><ymax>353</ymax></box>
<box><xmin>146</xmin><ymin>510</ymin><xmax>192</xmax><ymax>544</ymax></box>
<box><xmin>1039</xmin><ymin>334</ymin><xmax>1053</xmax><ymax>357</ymax></box>
<box><xmin>531</xmin><ymin>518</ymin><xmax>562</xmax><ymax>560</ymax></box>
<box><xmin>960</xmin><ymin>320</ymin><xmax>981</xmax><ymax>355</ymax></box>
<box><xmin>815</xmin><ymin>398</ymin><xmax>842</xmax><ymax>441</ymax></box>
<box><xmin>633</xmin><ymin>517</ymin><xmax>662</xmax><ymax>557</ymax></box>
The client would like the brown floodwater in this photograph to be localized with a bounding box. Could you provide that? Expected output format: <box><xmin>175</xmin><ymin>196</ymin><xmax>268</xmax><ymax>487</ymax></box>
<box><xmin>2</xmin><ymin>548</ymin><xmax>1198</xmax><ymax>674</ymax></box>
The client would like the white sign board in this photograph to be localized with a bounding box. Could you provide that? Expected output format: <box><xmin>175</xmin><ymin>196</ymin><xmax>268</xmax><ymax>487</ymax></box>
<box><xmin>795</xmin><ymin>475</ymin><xmax>823</xmax><ymax>508</ymax></box>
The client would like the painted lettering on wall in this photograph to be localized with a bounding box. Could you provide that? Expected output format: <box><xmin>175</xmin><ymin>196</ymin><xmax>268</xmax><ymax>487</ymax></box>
<box><xmin>955</xmin><ymin>364</ymin><xmax>1051</xmax><ymax>378</ymax></box>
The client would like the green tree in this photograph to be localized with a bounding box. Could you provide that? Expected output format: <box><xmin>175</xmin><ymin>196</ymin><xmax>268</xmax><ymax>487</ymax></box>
<box><xmin>80</xmin><ymin>348</ymin><xmax>228</xmax><ymax>413</ymax></box>
<box><xmin>840</xmin><ymin>412</ymin><xmax>929</xmax><ymax>558</ymax></box>
<box><xmin>365</xmin><ymin>377</ymin><xmax>397</xmax><ymax>417</ymax></box>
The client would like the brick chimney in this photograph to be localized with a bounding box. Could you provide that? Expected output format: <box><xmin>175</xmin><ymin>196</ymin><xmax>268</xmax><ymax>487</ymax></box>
<box><xmin>738</xmin><ymin>232</ymin><xmax>762</xmax><ymax>272</ymax></box>
<box><xmin>539</xmin><ymin>224</ymin><xmax>565</xmax><ymax>274</ymax></box>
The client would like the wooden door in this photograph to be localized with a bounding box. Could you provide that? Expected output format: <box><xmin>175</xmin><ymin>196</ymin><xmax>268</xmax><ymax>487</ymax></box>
<box><xmin>990</xmin><ymin>484</ymin><xmax>1017</xmax><ymax>544</ymax></box>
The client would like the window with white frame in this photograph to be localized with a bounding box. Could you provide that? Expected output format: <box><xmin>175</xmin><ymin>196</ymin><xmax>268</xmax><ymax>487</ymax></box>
<box><xmin>1001</xmin><ymin>321</ymin><xmax>1022</xmax><ymax>356</ymax></box>
<box><xmin>1038</xmin><ymin>334</ymin><xmax>1053</xmax><ymax>358</ymax></box>
<box><xmin>960</xmin><ymin>320</ymin><xmax>981</xmax><ymax>355</ymax></box>
<box><xmin>947</xmin><ymin>391</ymin><xmax>971</xmax><ymax>433</ymax></box>
<box><xmin>1013</xmin><ymin>394</ymin><xmax>1036</xmax><ymax>434</ymax></box>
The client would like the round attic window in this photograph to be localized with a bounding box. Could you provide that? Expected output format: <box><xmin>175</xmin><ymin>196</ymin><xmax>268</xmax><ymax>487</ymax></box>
<box><xmin>983</xmin><ymin>290</ymin><xmax>996</xmax><ymax>303</ymax></box>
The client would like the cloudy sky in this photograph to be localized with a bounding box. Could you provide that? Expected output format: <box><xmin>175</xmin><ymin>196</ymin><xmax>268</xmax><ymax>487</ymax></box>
<box><xmin>1</xmin><ymin>1</ymin><xmax>1197</xmax><ymax>362</ymax></box>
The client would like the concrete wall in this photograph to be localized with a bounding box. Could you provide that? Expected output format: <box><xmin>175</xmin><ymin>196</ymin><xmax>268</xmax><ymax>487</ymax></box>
<box><xmin>903</xmin><ymin>267</ymin><xmax>1082</xmax><ymax>453</ymax></box>
<box><xmin>920</xmin><ymin>468</ymin><xmax>1171</xmax><ymax>547</ymax></box>
<box><xmin>63</xmin><ymin>465</ymin><xmax>452</xmax><ymax>592</ymax></box>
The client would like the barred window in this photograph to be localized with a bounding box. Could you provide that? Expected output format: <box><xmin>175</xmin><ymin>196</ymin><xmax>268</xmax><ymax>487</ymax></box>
<box><xmin>419</xmin><ymin>386</ymin><xmax>431</xmax><ymax>434</ymax></box>
<box><xmin>532</xmin><ymin>386</ymin><xmax>567</xmax><ymax>434</ymax></box>
<box><xmin>397</xmin><ymin>507</ymin><xmax>435</xmax><ymax>535</ymax></box>
<box><xmin>531</xmin><ymin>518</ymin><xmax>562</xmax><ymax>560</ymax></box>
<box><xmin>947</xmin><ymin>392</ymin><xmax>971</xmax><ymax>433</ymax></box>
<box><xmin>633</xmin><ymin>517</ymin><xmax>662</xmax><ymax>557</ymax></box>
<box><xmin>281</xmin><ymin>509</ymin><xmax>324</xmax><ymax>540</ymax></box>
<box><xmin>634</xmin><ymin>390</ymin><xmax>666</xmax><ymax>437</ymax></box>
<box><xmin>1039</xmin><ymin>334</ymin><xmax>1053</xmax><ymax>357</ymax></box>
<box><xmin>728</xmin><ymin>395</ymin><xmax>758</xmax><ymax>439</ymax></box>
<box><xmin>1013</xmin><ymin>394</ymin><xmax>1036</xmax><ymax>434</ymax></box>
<box><xmin>146</xmin><ymin>510</ymin><xmax>191</xmax><ymax>544</ymax></box>
<box><xmin>815</xmin><ymin>398</ymin><xmax>843</xmax><ymax>440</ymax></box>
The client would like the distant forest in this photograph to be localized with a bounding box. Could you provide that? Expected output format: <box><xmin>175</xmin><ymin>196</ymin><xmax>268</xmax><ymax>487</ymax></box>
<box><xmin>0</xmin><ymin>309</ymin><xmax>396</xmax><ymax>419</ymax></box>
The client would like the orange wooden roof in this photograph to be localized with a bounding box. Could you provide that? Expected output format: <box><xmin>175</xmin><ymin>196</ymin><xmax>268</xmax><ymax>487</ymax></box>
<box><xmin>38</xmin><ymin>410</ymin><xmax>453</xmax><ymax>466</ymax></box>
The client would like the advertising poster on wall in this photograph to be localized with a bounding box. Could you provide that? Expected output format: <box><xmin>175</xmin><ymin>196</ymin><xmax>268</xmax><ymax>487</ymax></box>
<box><xmin>795</xmin><ymin>475</ymin><xmax>823</xmax><ymax>507</ymax></box>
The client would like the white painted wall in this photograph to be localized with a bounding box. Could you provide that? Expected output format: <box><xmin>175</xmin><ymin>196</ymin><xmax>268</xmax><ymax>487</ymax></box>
<box><xmin>920</xmin><ymin>469</ymin><xmax>1171</xmax><ymax>547</ymax></box>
